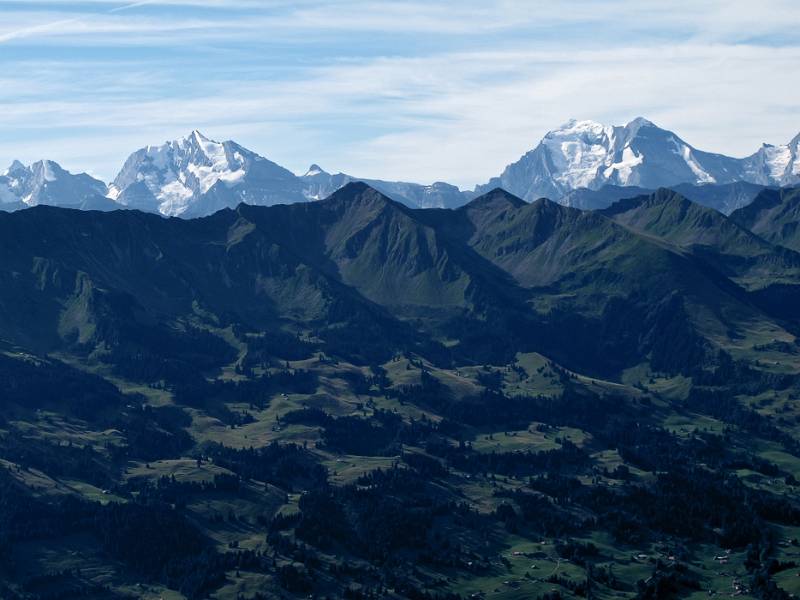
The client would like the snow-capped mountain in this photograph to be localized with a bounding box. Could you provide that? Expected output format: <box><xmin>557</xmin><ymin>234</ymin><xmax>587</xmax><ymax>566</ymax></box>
<box><xmin>109</xmin><ymin>131</ymin><xmax>471</xmax><ymax>217</ymax></box>
<box><xmin>0</xmin><ymin>159</ymin><xmax>113</xmax><ymax>211</ymax></box>
<box><xmin>109</xmin><ymin>130</ymin><xmax>306</xmax><ymax>217</ymax></box>
<box><xmin>3</xmin><ymin>122</ymin><xmax>798</xmax><ymax>218</ymax></box>
<box><xmin>300</xmin><ymin>164</ymin><xmax>470</xmax><ymax>209</ymax></box>
<box><xmin>476</xmin><ymin>118</ymin><xmax>797</xmax><ymax>202</ymax></box>
<box><xmin>742</xmin><ymin>133</ymin><xmax>800</xmax><ymax>187</ymax></box>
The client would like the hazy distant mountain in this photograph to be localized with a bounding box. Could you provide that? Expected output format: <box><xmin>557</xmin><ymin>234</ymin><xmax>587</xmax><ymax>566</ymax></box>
<box><xmin>5</xmin><ymin>122</ymin><xmax>800</xmax><ymax>218</ymax></box>
<box><xmin>0</xmin><ymin>159</ymin><xmax>114</xmax><ymax>211</ymax></box>
<box><xmin>477</xmin><ymin>118</ymin><xmax>800</xmax><ymax>203</ymax></box>
<box><xmin>559</xmin><ymin>185</ymin><xmax>654</xmax><ymax>210</ymax></box>
<box><xmin>560</xmin><ymin>181</ymin><xmax>772</xmax><ymax>214</ymax></box>
<box><xmin>300</xmin><ymin>164</ymin><xmax>471</xmax><ymax>209</ymax></box>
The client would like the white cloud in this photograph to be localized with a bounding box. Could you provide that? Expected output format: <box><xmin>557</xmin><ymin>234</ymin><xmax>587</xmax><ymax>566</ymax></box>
<box><xmin>0</xmin><ymin>1</ymin><xmax>798</xmax><ymax>188</ymax></box>
<box><xmin>2</xmin><ymin>1</ymin><xmax>798</xmax><ymax>45</ymax></box>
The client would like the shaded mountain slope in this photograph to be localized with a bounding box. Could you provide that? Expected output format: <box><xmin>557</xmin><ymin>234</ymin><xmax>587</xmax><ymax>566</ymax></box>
<box><xmin>1</xmin><ymin>183</ymin><xmax>797</xmax><ymax>377</ymax></box>
<box><xmin>601</xmin><ymin>188</ymin><xmax>800</xmax><ymax>289</ymax></box>
<box><xmin>426</xmin><ymin>189</ymin><xmax>796</xmax><ymax>373</ymax></box>
<box><xmin>730</xmin><ymin>186</ymin><xmax>800</xmax><ymax>252</ymax></box>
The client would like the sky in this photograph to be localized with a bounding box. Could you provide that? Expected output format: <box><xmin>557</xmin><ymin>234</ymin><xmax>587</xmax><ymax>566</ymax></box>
<box><xmin>0</xmin><ymin>1</ymin><xmax>798</xmax><ymax>189</ymax></box>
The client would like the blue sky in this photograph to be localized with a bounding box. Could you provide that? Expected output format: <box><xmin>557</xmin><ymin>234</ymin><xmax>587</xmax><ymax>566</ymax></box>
<box><xmin>0</xmin><ymin>0</ymin><xmax>798</xmax><ymax>188</ymax></box>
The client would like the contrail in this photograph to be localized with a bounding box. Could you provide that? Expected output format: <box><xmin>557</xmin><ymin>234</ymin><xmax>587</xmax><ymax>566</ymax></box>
<box><xmin>110</xmin><ymin>0</ymin><xmax>158</xmax><ymax>13</ymax></box>
<box><xmin>0</xmin><ymin>18</ymin><xmax>82</xmax><ymax>43</ymax></box>
<box><xmin>0</xmin><ymin>0</ymin><xmax>155</xmax><ymax>44</ymax></box>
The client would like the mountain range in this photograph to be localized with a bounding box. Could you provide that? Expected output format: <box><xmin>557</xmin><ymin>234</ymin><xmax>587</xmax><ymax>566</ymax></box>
<box><xmin>3</xmin><ymin>180</ymin><xmax>800</xmax><ymax>376</ymax></box>
<box><xmin>2</xmin><ymin>119</ymin><xmax>799</xmax><ymax>217</ymax></box>
<box><xmin>0</xmin><ymin>159</ymin><xmax>116</xmax><ymax>212</ymax></box>
<box><xmin>5</xmin><ymin>182</ymin><xmax>800</xmax><ymax>598</ymax></box>
<box><xmin>478</xmin><ymin>118</ymin><xmax>800</xmax><ymax>202</ymax></box>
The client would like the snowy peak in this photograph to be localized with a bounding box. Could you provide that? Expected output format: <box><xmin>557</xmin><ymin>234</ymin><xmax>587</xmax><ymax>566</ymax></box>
<box><xmin>546</xmin><ymin>118</ymin><xmax>610</xmax><ymax>137</ymax></box>
<box><xmin>540</xmin><ymin>119</ymin><xmax>616</xmax><ymax>191</ymax></box>
<box><xmin>30</xmin><ymin>159</ymin><xmax>63</xmax><ymax>184</ymax></box>
<box><xmin>303</xmin><ymin>164</ymin><xmax>327</xmax><ymax>177</ymax></box>
<box><xmin>190</xmin><ymin>129</ymin><xmax>208</xmax><ymax>145</ymax></box>
<box><xmin>4</xmin><ymin>160</ymin><xmax>27</xmax><ymax>177</ymax></box>
<box><xmin>624</xmin><ymin>116</ymin><xmax>655</xmax><ymax>133</ymax></box>
<box><xmin>111</xmin><ymin>131</ymin><xmax>247</xmax><ymax>215</ymax></box>
<box><xmin>178</xmin><ymin>130</ymin><xmax>248</xmax><ymax>192</ymax></box>
<box><xmin>4</xmin><ymin>121</ymin><xmax>798</xmax><ymax>218</ymax></box>
<box><xmin>112</xmin><ymin>131</ymin><xmax>468</xmax><ymax>217</ymax></box>
<box><xmin>0</xmin><ymin>159</ymin><xmax>110</xmax><ymax>209</ymax></box>
<box><xmin>183</xmin><ymin>132</ymin><xmax>248</xmax><ymax>193</ymax></box>
<box><xmin>741</xmin><ymin>131</ymin><xmax>800</xmax><ymax>187</ymax></box>
<box><xmin>110</xmin><ymin>131</ymin><xmax>304</xmax><ymax>217</ymax></box>
<box><xmin>477</xmin><ymin>117</ymin><xmax>752</xmax><ymax>202</ymax></box>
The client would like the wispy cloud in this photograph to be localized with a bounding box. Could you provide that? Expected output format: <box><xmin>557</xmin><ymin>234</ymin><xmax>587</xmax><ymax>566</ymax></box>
<box><xmin>0</xmin><ymin>1</ymin><xmax>798</xmax><ymax>187</ymax></box>
<box><xmin>3</xmin><ymin>1</ymin><xmax>798</xmax><ymax>45</ymax></box>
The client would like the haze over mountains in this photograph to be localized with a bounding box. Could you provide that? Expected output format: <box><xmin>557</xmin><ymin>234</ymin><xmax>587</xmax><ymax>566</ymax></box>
<box><xmin>1</xmin><ymin>118</ymin><xmax>799</xmax><ymax>217</ymax></box>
